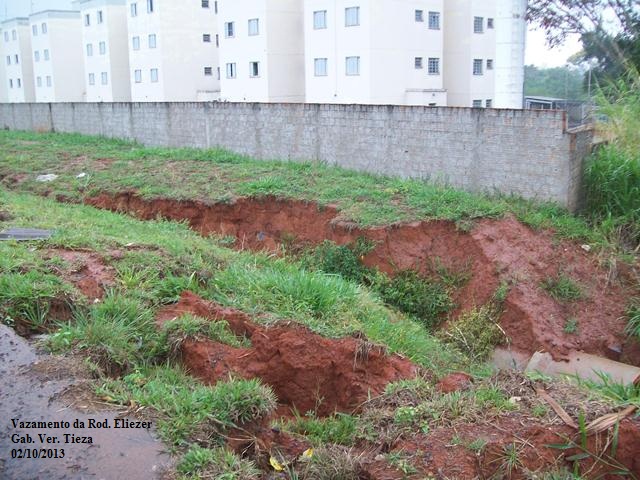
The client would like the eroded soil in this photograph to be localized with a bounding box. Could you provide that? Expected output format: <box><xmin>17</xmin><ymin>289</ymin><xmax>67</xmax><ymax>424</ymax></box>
<box><xmin>86</xmin><ymin>192</ymin><xmax>639</xmax><ymax>366</ymax></box>
<box><xmin>0</xmin><ymin>324</ymin><xmax>170</xmax><ymax>480</ymax></box>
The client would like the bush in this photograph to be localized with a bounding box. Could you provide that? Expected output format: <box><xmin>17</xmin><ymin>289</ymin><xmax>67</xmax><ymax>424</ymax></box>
<box><xmin>440</xmin><ymin>305</ymin><xmax>505</xmax><ymax>360</ymax></box>
<box><xmin>301</xmin><ymin>238</ymin><xmax>375</xmax><ymax>283</ymax></box>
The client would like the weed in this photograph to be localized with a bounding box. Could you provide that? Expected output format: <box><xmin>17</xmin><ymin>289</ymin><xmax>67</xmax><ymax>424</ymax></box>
<box><xmin>492</xmin><ymin>442</ymin><xmax>525</xmax><ymax>478</ymax></box>
<box><xmin>625</xmin><ymin>301</ymin><xmax>640</xmax><ymax>340</ymax></box>
<box><xmin>494</xmin><ymin>280</ymin><xmax>511</xmax><ymax>303</ymax></box>
<box><xmin>386</xmin><ymin>450</ymin><xmax>418</xmax><ymax>475</ymax></box>
<box><xmin>297</xmin><ymin>445</ymin><xmax>362</xmax><ymax>480</ymax></box>
<box><xmin>467</xmin><ymin>438</ymin><xmax>487</xmax><ymax>453</ymax></box>
<box><xmin>540</xmin><ymin>275</ymin><xmax>583</xmax><ymax>302</ymax></box>
<box><xmin>285</xmin><ymin>412</ymin><xmax>357</xmax><ymax>446</ymax></box>
<box><xmin>575</xmin><ymin>372</ymin><xmax>640</xmax><ymax>408</ymax></box>
<box><xmin>532</xmin><ymin>404</ymin><xmax>550</xmax><ymax>418</ymax></box>
<box><xmin>440</xmin><ymin>304</ymin><xmax>506</xmax><ymax>360</ymax></box>
<box><xmin>561</xmin><ymin>317</ymin><xmax>578</xmax><ymax>334</ymax></box>
<box><xmin>301</xmin><ymin>238</ymin><xmax>376</xmax><ymax>284</ymax></box>
<box><xmin>177</xmin><ymin>445</ymin><xmax>260</xmax><ymax>479</ymax></box>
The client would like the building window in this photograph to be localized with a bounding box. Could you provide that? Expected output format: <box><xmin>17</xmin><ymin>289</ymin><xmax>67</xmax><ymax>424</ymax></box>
<box><xmin>473</xmin><ymin>58</ymin><xmax>483</xmax><ymax>75</ymax></box>
<box><xmin>487</xmin><ymin>59</ymin><xmax>494</xmax><ymax>70</ymax></box>
<box><xmin>215</xmin><ymin>34</ymin><xmax>219</xmax><ymax>46</ymax></box>
<box><xmin>132</xmin><ymin>36</ymin><xmax>140</xmax><ymax>50</ymax></box>
<box><xmin>204</xmin><ymin>66</ymin><xmax>213</xmax><ymax>76</ymax></box>
<box><xmin>345</xmin><ymin>56</ymin><xmax>360</xmax><ymax>75</ymax></box>
<box><xmin>97</xmin><ymin>10</ymin><xmax>103</xmax><ymax>23</ymax></box>
<box><xmin>44</xmin><ymin>49</ymin><xmax>49</xmax><ymax>60</ymax></box>
<box><xmin>9</xmin><ymin>79</ymin><xmax>13</xmax><ymax>89</ymax></box>
<box><xmin>313</xmin><ymin>10</ymin><xmax>327</xmax><ymax>29</ymax></box>
<box><xmin>214</xmin><ymin>1</ymin><xmax>218</xmax><ymax>14</ymax></box>
<box><xmin>202</xmin><ymin>0</ymin><xmax>209</xmax><ymax>7</ymax></box>
<box><xmin>46</xmin><ymin>76</ymin><xmax>52</xmax><ymax>87</ymax></box>
<box><xmin>12</xmin><ymin>30</ymin><xmax>17</xmax><ymax>40</ymax></box>
<box><xmin>345</xmin><ymin>7</ymin><xmax>360</xmax><ymax>26</ymax></box>
<box><xmin>3</xmin><ymin>32</ymin><xmax>8</xmax><ymax>42</ymax></box>
<box><xmin>248</xmin><ymin>18</ymin><xmax>259</xmax><ymax>36</ymax></box>
<box><xmin>86</xmin><ymin>43</ymin><xmax>93</xmax><ymax>56</ymax></box>
<box><xmin>32</xmin><ymin>24</ymin><xmax>38</xmax><ymax>36</ymax></box>
<box><xmin>202</xmin><ymin>34</ymin><xmax>211</xmax><ymax>42</ymax></box>
<box><xmin>88</xmin><ymin>73</ymin><xmax>95</xmax><ymax>85</ymax></box>
<box><xmin>84</xmin><ymin>14</ymin><xmax>90</xmax><ymax>26</ymax></box>
<box><xmin>131</xmin><ymin>3</ymin><xmax>138</xmax><ymax>17</ymax></box>
<box><xmin>217</xmin><ymin>67</ymin><xmax>220</xmax><ymax>80</ymax></box>
<box><xmin>428</xmin><ymin>57</ymin><xmax>440</xmax><ymax>75</ymax></box>
<box><xmin>41</xmin><ymin>22</ymin><xmax>47</xmax><ymax>34</ymax></box>
<box><xmin>14</xmin><ymin>54</ymin><xmax>19</xmax><ymax>64</ymax></box>
<box><xmin>101</xmin><ymin>72</ymin><xmax>108</xmax><ymax>85</ymax></box>
<box><xmin>147</xmin><ymin>0</ymin><xmax>154</xmax><ymax>13</ymax></box>
<box><xmin>486</xmin><ymin>99</ymin><xmax>493</xmax><ymax>108</ymax></box>
<box><xmin>37</xmin><ymin>77</ymin><xmax>42</xmax><ymax>87</ymax></box>
<box><xmin>99</xmin><ymin>41</ymin><xmax>106</xmax><ymax>55</ymax></box>
<box><xmin>226</xmin><ymin>62</ymin><xmax>236</xmax><ymax>78</ymax></box>
<box><xmin>428</xmin><ymin>11</ymin><xmax>440</xmax><ymax>29</ymax></box>
<box><xmin>148</xmin><ymin>34</ymin><xmax>156</xmax><ymax>48</ymax></box>
<box><xmin>249</xmin><ymin>61</ymin><xmax>259</xmax><ymax>77</ymax></box>
<box><xmin>474</xmin><ymin>16</ymin><xmax>484</xmax><ymax>33</ymax></box>
<box><xmin>34</xmin><ymin>51</ymin><xmax>40</xmax><ymax>62</ymax></box>
<box><xmin>415</xmin><ymin>10</ymin><xmax>423</xmax><ymax>22</ymax></box>
<box><xmin>472</xmin><ymin>100</ymin><xmax>483</xmax><ymax>108</ymax></box>
<box><xmin>17</xmin><ymin>78</ymin><xmax>21</xmax><ymax>88</ymax></box>
<box><xmin>314</xmin><ymin>58</ymin><xmax>328</xmax><ymax>76</ymax></box>
<box><xmin>414</xmin><ymin>57</ymin><xmax>423</xmax><ymax>69</ymax></box>
<box><xmin>134</xmin><ymin>69</ymin><xmax>142</xmax><ymax>83</ymax></box>
<box><xmin>487</xmin><ymin>18</ymin><xmax>494</xmax><ymax>29</ymax></box>
<box><xmin>151</xmin><ymin>68</ymin><xmax>159</xmax><ymax>82</ymax></box>
<box><xmin>224</xmin><ymin>22</ymin><xmax>234</xmax><ymax>38</ymax></box>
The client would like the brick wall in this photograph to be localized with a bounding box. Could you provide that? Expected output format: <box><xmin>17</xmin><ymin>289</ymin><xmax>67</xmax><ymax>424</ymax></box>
<box><xmin>0</xmin><ymin>102</ymin><xmax>592</xmax><ymax>209</ymax></box>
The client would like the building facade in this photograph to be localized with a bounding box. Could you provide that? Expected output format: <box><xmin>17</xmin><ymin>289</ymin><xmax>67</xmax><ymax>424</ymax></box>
<box><xmin>30</xmin><ymin>10</ymin><xmax>86</xmax><ymax>102</ymax></box>
<box><xmin>76</xmin><ymin>0</ymin><xmax>131</xmax><ymax>102</ymax></box>
<box><xmin>2</xmin><ymin>18</ymin><xmax>36</xmax><ymax>103</ymax></box>
<box><xmin>305</xmin><ymin>0</ymin><xmax>447</xmax><ymax>106</ymax></box>
<box><xmin>126</xmin><ymin>0</ymin><xmax>220</xmax><ymax>102</ymax></box>
<box><xmin>217</xmin><ymin>0</ymin><xmax>305</xmax><ymax>102</ymax></box>
<box><xmin>0</xmin><ymin>29</ymin><xmax>8</xmax><ymax>102</ymax></box>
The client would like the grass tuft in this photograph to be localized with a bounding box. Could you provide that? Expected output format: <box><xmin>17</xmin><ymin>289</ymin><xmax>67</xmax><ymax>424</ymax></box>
<box><xmin>177</xmin><ymin>445</ymin><xmax>260</xmax><ymax>479</ymax></box>
<box><xmin>540</xmin><ymin>274</ymin><xmax>583</xmax><ymax>302</ymax></box>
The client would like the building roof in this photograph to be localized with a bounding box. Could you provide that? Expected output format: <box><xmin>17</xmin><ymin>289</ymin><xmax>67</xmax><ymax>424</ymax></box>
<box><xmin>30</xmin><ymin>10</ymin><xmax>81</xmax><ymax>21</ymax></box>
<box><xmin>1</xmin><ymin>17</ymin><xmax>30</xmax><ymax>27</ymax></box>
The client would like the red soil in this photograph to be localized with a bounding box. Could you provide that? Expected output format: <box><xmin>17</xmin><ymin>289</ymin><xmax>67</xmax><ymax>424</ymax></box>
<box><xmin>87</xmin><ymin>192</ymin><xmax>639</xmax><ymax>366</ymax></box>
<box><xmin>156</xmin><ymin>292</ymin><xmax>417</xmax><ymax>417</ymax></box>
<box><xmin>44</xmin><ymin>249</ymin><xmax>115</xmax><ymax>300</ymax></box>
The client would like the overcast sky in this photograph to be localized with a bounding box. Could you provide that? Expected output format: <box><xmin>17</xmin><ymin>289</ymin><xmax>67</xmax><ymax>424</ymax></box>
<box><xmin>0</xmin><ymin>0</ymin><xmax>582</xmax><ymax>68</ymax></box>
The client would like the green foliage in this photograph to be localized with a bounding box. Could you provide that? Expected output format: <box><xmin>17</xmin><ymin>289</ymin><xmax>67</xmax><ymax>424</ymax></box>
<box><xmin>286</xmin><ymin>412</ymin><xmax>357</xmax><ymax>446</ymax></box>
<box><xmin>540</xmin><ymin>274</ymin><xmax>583</xmax><ymax>302</ymax></box>
<box><xmin>575</xmin><ymin>372</ymin><xmax>640</xmax><ymax>408</ymax></box>
<box><xmin>301</xmin><ymin>238</ymin><xmax>375</xmax><ymax>284</ymax></box>
<box><xmin>162</xmin><ymin>313</ymin><xmax>248</xmax><ymax>355</ymax></box>
<box><xmin>626</xmin><ymin>301</ymin><xmax>640</xmax><ymax>340</ymax></box>
<box><xmin>375</xmin><ymin>270</ymin><xmax>453</xmax><ymax>329</ymax></box>
<box><xmin>97</xmin><ymin>366</ymin><xmax>277</xmax><ymax>444</ymax></box>
<box><xmin>48</xmin><ymin>291</ymin><xmax>159</xmax><ymax>374</ymax></box>
<box><xmin>524</xmin><ymin>65</ymin><xmax>587</xmax><ymax>100</ymax></box>
<box><xmin>177</xmin><ymin>445</ymin><xmax>260</xmax><ymax>479</ymax></box>
<box><xmin>564</xmin><ymin>318</ymin><xmax>579</xmax><ymax>334</ymax></box>
<box><xmin>440</xmin><ymin>305</ymin><xmax>506</xmax><ymax>360</ymax></box>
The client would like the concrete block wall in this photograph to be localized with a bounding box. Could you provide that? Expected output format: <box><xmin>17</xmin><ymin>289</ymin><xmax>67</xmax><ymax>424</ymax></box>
<box><xmin>0</xmin><ymin>102</ymin><xmax>592</xmax><ymax>209</ymax></box>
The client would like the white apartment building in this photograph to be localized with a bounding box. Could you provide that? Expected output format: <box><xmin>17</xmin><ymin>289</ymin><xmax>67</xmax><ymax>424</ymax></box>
<box><xmin>305</xmin><ymin>0</ymin><xmax>447</xmax><ymax>106</ymax></box>
<box><xmin>30</xmin><ymin>10</ymin><xmax>86</xmax><ymax>102</ymax></box>
<box><xmin>0</xmin><ymin>29</ymin><xmax>8</xmax><ymax>102</ymax></box>
<box><xmin>217</xmin><ymin>0</ymin><xmax>305</xmax><ymax>102</ymax></box>
<box><xmin>126</xmin><ymin>0</ymin><xmax>220</xmax><ymax>102</ymax></box>
<box><xmin>2</xmin><ymin>18</ymin><xmax>36</xmax><ymax>103</ymax></box>
<box><xmin>444</xmin><ymin>0</ymin><xmax>525</xmax><ymax>108</ymax></box>
<box><xmin>75</xmin><ymin>0</ymin><xmax>131</xmax><ymax>102</ymax></box>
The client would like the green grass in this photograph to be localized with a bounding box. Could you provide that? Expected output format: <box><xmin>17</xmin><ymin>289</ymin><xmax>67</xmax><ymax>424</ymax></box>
<box><xmin>177</xmin><ymin>445</ymin><xmax>260</xmax><ymax>479</ymax></box>
<box><xmin>625</xmin><ymin>301</ymin><xmax>640</xmax><ymax>341</ymax></box>
<box><xmin>283</xmin><ymin>412</ymin><xmax>357</xmax><ymax>446</ymax></box>
<box><xmin>0</xmin><ymin>130</ymin><xmax>606</xmax><ymax>245</ymax></box>
<box><xmin>540</xmin><ymin>274</ymin><xmax>584</xmax><ymax>302</ymax></box>
<box><xmin>439</xmin><ymin>304</ymin><xmax>506</xmax><ymax>360</ymax></box>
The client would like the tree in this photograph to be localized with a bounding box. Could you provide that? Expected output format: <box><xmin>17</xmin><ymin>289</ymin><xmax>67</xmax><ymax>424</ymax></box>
<box><xmin>524</xmin><ymin>65</ymin><xmax>587</xmax><ymax>99</ymax></box>
<box><xmin>527</xmin><ymin>0</ymin><xmax>640</xmax><ymax>82</ymax></box>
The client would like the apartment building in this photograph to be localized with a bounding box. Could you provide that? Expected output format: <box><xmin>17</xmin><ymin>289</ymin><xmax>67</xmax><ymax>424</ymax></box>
<box><xmin>444</xmin><ymin>0</ymin><xmax>525</xmax><ymax>108</ymax></box>
<box><xmin>126</xmin><ymin>0</ymin><xmax>220</xmax><ymax>102</ymax></box>
<box><xmin>30</xmin><ymin>10</ymin><xmax>86</xmax><ymax>102</ymax></box>
<box><xmin>217</xmin><ymin>0</ymin><xmax>305</xmax><ymax>102</ymax></box>
<box><xmin>0</xmin><ymin>29</ymin><xmax>7</xmax><ymax>102</ymax></box>
<box><xmin>75</xmin><ymin>0</ymin><xmax>131</xmax><ymax>102</ymax></box>
<box><xmin>2</xmin><ymin>18</ymin><xmax>36</xmax><ymax>103</ymax></box>
<box><xmin>305</xmin><ymin>0</ymin><xmax>447</xmax><ymax>106</ymax></box>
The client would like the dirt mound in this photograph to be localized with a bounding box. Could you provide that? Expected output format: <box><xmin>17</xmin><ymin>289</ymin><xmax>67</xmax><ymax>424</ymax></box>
<box><xmin>157</xmin><ymin>292</ymin><xmax>417</xmax><ymax>416</ymax></box>
<box><xmin>45</xmin><ymin>249</ymin><xmax>115</xmax><ymax>300</ymax></box>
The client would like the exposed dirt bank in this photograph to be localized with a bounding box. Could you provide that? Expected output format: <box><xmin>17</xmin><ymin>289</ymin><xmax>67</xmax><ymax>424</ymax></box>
<box><xmin>87</xmin><ymin>192</ymin><xmax>639</xmax><ymax>366</ymax></box>
<box><xmin>0</xmin><ymin>324</ymin><xmax>170</xmax><ymax>480</ymax></box>
<box><xmin>156</xmin><ymin>292</ymin><xmax>417</xmax><ymax>417</ymax></box>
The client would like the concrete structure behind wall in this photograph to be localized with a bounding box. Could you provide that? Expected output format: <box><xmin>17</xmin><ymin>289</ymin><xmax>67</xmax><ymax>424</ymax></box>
<box><xmin>76</xmin><ymin>0</ymin><xmax>131</xmax><ymax>102</ymax></box>
<box><xmin>305</xmin><ymin>0</ymin><xmax>446</xmax><ymax>106</ymax></box>
<box><xmin>217</xmin><ymin>0</ymin><xmax>305</xmax><ymax>102</ymax></box>
<box><xmin>0</xmin><ymin>101</ymin><xmax>591</xmax><ymax>211</ymax></box>
<box><xmin>2</xmin><ymin>18</ymin><xmax>36</xmax><ymax>102</ymax></box>
<box><xmin>126</xmin><ymin>0</ymin><xmax>220</xmax><ymax>102</ymax></box>
<box><xmin>494</xmin><ymin>0</ymin><xmax>526</xmax><ymax>108</ymax></box>
<box><xmin>30</xmin><ymin>10</ymin><xmax>86</xmax><ymax>102</ymax></box>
